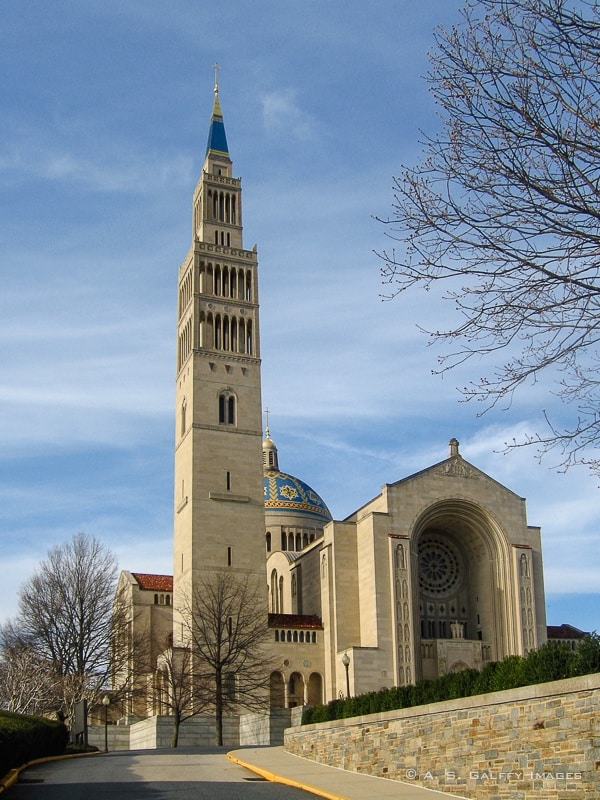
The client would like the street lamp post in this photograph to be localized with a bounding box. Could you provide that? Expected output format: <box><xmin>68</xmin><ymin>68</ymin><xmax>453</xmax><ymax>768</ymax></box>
<box><xmin>102</xmin><ymin>695</ymin><xmax>110</xmax><ymax>752</ymax></box>
<box><xmin>342</xmin><ymin>651</ymin><xmax>350</xmax><ymax>698</ymax></box>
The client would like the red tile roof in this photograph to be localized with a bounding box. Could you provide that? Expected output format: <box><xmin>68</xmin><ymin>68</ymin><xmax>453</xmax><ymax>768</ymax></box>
<box><xmin>547</xmin><ymin>623</ymin><xmax>587</xmax><ymax>639</ymax></box>
<box><xmin>268</xmin><ymin>613</ymin><xmax>323</xmax><ymax>629</ymax></box>
<box><xmin>132</xmin><ymin>573</ymin><xmax>173</xmax><ymax>592</ymax></box>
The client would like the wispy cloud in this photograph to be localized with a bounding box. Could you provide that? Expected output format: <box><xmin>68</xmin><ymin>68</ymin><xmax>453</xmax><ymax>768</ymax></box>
<box><xmin>0</xmin><ymin>139</ymin><xmax>193</xmax><ymax>194</ymax></box>
<box><xmin>261</xmin><ymin>89</ymin><xmax>316</xmax><ymax>143</ymax></box>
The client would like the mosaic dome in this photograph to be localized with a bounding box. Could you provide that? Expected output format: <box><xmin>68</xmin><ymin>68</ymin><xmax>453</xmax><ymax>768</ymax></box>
<box><xmin>263</xmin><ymin>470</ymin><xmax>332</xmax><ymax>523</ymax></box>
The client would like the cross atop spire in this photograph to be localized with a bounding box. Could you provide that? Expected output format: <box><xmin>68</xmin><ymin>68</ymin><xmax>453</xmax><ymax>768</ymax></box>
<box><xmin>205</xmin><ymin>65</ymin><xmax>228</xmax><ymax>156</ymax></box>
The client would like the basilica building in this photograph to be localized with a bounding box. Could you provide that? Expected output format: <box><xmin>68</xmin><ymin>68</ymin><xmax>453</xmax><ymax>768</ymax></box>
<box><xmin>116</xmin><ymin>82</ymin><xmax>547</xmax><ymax>718</ymax></box>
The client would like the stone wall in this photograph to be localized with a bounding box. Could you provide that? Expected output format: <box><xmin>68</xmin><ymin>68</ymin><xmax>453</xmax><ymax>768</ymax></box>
<box><xmin>89</xmin><ymin>711</ymin><xmax>291</xmax><ymax>750</ymax></box>
<box><xmin>89</xmin><ymin>715</ymin><xmax>241</xmax><ymax>750</ymax></box>
<box><xmin>130</xmin><ymin>715</ymin><xmax>240</xmax><ymax>749</ymax></box>
<box><xmin>284</xmin><ymin>673</ymin><xmax>600</xmax><ymax>799</ymax></box>
<box><xmin>88</xmin><ymin>725</ymin><xmax>131</xmax><ymax>752</ymax></box>
<box><xmin>239</xmin><ymin>709</ymin><xmax>291</xmax><ymax>746</ymax></box>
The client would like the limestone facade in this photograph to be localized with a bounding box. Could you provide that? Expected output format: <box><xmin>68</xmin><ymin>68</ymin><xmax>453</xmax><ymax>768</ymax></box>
<box><xmin>265</xmin><ymin>436</ymin><xmax>546</xmax><ymax>706</ymax></box>
<box><xmin>173</xmin><ymin>82</ymin><xmax>266</xmax><ymax>645</ymax></box>
<box><xmin>116</xmin><ymin>85</ymin><xmax>549</xmax><ymax>723</ymax></box>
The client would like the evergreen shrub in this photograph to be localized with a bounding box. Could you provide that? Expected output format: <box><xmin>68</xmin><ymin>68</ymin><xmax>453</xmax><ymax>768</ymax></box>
<box><xmin>301</xmin><ymin>635</ymin><xmax>599</xmax><ymax>725</ymax></box>
<box><xmin>0</xmin><ymin>710</ymin><xmax>68</xmax><ymax>778</ymax></box>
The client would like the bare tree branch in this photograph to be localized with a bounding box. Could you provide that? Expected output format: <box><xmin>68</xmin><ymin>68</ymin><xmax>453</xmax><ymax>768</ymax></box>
<box><xmin>377</xmin><ymin>0</ymin><xmax>600</xmax><ymax>475</ymax></box>
<box><xmin>154</xmin><ymin>642</ymin><xmax>210</xmax><ymax>747</ymax></box>
<box><xmin>180</xmin><ymin>572</ymin><xmax>274</xmax><ymax>746</ymax></box>
<box><xmin>4</xmin><ymin>533</ymin><xmax>123</xmax><ymax>723</ymax></box>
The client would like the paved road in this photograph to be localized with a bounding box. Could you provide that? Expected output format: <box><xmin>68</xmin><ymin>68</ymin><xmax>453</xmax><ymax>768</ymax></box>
<box><xmin>7</xmin><ymin>748</ymin><xmax>316</xmax><ymax>800</ymax></box>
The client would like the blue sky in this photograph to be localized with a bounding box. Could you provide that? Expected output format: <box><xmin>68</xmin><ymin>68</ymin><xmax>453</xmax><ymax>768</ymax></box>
<box><xmin>1</xmin><ymin>1</ymin><xmax>598</xmax><ymax>633</ymax></box>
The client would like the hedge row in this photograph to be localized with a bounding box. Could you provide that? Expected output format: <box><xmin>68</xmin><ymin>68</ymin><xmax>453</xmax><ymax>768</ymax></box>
<box><xmin>0</xmin><ymin>710</ymin><xmax>68</xmax><ymax>778</ymax></box>
<box><xmin>302</xmin><ymin>634</ymin><xmax>600</xmax><ymax>725</ymax></box>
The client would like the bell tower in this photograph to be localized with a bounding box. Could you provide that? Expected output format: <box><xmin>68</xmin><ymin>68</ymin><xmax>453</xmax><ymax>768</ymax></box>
<box><xmin>173</xmin><ymin>75</ymin><xmax>266</xmax><ymax>625</ymax></box>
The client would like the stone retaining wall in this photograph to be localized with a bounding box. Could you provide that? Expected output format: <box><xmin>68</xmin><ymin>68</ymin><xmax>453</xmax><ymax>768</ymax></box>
<box><xmin>130</xmin><ymin>715</ymin><xmax>240</xmax><ymax>749</ymax></box>
<box><xmin>284</xmin><ymin>673</ymin><xmax>600</xmax><ymax>799</ymax></box>
<box><xmin>88</xmin><ymin>725</ymin><xmax>131</xmax><ymax>752</ymax></box>
<box><xmin>239</xmin><ymin>709</ymin><xmax>291</xmax><ymax>746</ymax></box>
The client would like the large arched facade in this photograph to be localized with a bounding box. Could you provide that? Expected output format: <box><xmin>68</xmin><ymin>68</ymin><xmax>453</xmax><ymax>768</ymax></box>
<box><xmin>410</xmin><ymin>499</ymin><xmax>516</xmax><ymax>679</ymax></box>
<box><xmin>315</xmin><ymin>445</ymin><xmax>546</xmax><ymax>701</ymax></box>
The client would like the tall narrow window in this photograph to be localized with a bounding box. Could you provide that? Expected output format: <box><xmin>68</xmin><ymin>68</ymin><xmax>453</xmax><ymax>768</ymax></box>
<box><xmin>227</xmin><ymin>546</ymin><xmax>232</xmax><ymax>567</ymax></box>
<box><xmin>180</xmin><ymin>399</ymin><xmax>187</xmax><ymax>436</ymax></box>
<box><xmin>225</xmin><ymin>672</ymin><xmax>236</xmax><ymax>701</ymax></box>
<box><xmin>223</xmin><ymin>316</ymin><xmax>229</xmax><ymax>350</ymax></box>
<box><xmin>218</xmin><ymin>391</ymin><xmax>236</xmax><ymax>425</ymax></box>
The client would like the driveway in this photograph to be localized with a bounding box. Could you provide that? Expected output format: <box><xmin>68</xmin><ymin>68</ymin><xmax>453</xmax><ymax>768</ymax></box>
<box><xmin>7</xmin><ymin>748</ymin><xmax>315</xmax><ymax>800</ymax></box>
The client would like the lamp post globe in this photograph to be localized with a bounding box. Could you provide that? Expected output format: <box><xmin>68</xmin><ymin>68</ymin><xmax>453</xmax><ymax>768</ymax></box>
<box><xmin>342</xmin><ymin>652</ymin><xmax>350</xmax><ymax>698</ymax></box>
<box><xmin>102</xmin><ymin>695</ymin><xmax>110</xmax><ymax>752</ymax></box>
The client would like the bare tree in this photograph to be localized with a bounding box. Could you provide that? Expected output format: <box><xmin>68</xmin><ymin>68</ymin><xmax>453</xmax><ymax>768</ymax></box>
<box><xmin>182</xmin><ymin>572</ymin><xmax>273</xmax><ymax>746</ymax></box>
<box><xmin>0</xmin><ymin>623</ymin><xmax>59</xmax><ymax>715</ymax></box>
<box><xmin>379</xmin><ymin>0</ymin><xmax>600</xmax><ymax>474</ymax></box>
<box><xmin>6</xmin><ymin>533</ymin><xmax>135</xmax><ymax>723</ymax></box>
<box><xmin>154</xmin><ymin>641</ymin><xmax>209</xmax><ymax>747</ymax></box>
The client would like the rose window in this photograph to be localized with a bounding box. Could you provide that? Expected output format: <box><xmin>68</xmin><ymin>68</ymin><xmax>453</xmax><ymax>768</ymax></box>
<box><xmin>419</xmin><ymin>537</ymin><xmax>462</xmax><ymax>597</ymax></box>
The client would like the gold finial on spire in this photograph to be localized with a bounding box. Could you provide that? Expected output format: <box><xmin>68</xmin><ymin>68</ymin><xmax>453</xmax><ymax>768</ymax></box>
<box><xmin>211</xmin><ymin>63</ymin><xmax>223</xmax><ymax>117</ymax></box>
<box><xmin>264</xmin><ymin>406</ymin><xmax>270</xmax><ymax>438</ymax></box>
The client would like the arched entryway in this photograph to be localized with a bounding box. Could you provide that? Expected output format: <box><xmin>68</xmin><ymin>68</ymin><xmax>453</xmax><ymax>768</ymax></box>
<box><xmin>307</xmin><ymin>672</ymin><xmax>323</xmax><ymax>705</ymax></box>
<box><xmin>287</xmin><ymin>671</ymin><xmax>305</xmax><ymax>707</ymax></box>
<box><xmin>412</xmin><ymin>499</ymin><xmax>513</xmax><ymax>677</ymax></box>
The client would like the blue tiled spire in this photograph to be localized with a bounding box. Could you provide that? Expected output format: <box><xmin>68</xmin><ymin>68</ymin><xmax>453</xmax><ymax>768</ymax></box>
<box><xmin>205</xmin><ymin>84</ymin><xmax>229</xmax><ymax>156</ymax></box>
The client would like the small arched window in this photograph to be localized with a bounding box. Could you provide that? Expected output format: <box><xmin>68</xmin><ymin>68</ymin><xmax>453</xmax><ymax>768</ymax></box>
<box><xmin>218</xmin><ymin>391</ymin><xmax>236</xmax><ymax>425</ymax></box>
